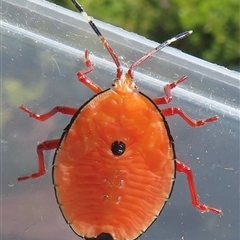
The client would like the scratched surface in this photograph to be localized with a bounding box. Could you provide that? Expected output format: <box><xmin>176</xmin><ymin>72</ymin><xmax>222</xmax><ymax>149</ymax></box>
<box><xmin>1</xmin><ymin>0</ymin><xmax>239</xmax><ymax>240</ymax></box>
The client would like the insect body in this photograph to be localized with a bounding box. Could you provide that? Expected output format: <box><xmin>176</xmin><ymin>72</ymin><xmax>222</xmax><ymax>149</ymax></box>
<box><xmin>18</xmin><ymin>1</ymin><xmax>222</xmax><ymax>239</ymax></box>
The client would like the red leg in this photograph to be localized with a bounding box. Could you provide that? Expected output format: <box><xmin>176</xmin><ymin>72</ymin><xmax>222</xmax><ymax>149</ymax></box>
<box><xmin>77</xmin><ymin>50</ymin><xmax>103</xmax><ymax>93</ymax></box>
<box><xmin>19</xmin><ymin>105</ymin><xmax>77</xmax><ymax>121</ymax></box>
<box><xmin>18</xmin><ymin>139</ymin><xmax>60</xmax><ymax>181</ymax></box>
<box><xmin>176</xmin><ymin>160</ymin><xmax>222</xmax><ymax>215</ymax></box>
<box><xmin>162</xmin><ymin>107</ymin><xmax>218</xmax><ymax>127</ymax></box>
<box><xmin>153</xmin><ymin>76</ymin><xmax>188</xmax><ymax>105</ymax></box>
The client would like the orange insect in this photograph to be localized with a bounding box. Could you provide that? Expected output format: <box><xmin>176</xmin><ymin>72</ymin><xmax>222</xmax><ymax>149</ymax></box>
<box><xmin>18</xmin><ymin>0</ymin><xmax>222</xmax><ymax>239</ymax></box>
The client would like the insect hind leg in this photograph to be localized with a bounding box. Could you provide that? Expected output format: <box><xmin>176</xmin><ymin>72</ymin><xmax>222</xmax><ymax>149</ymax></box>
<box><xmin>18</xmin><ymin>139</ymin><xmax>60</xmax><ymax>181</ymax></box>
<box><xmin>176</xmin><ymin>160</ymin><xmax>222</xmax><ymax>215</ymax></box>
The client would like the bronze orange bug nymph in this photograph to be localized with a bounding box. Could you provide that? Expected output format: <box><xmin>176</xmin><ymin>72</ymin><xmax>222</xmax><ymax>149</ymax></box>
<box><xmin>18</xmin><ymin>0</ymin><xmax>221</xmax><ymax>239</ymax></box>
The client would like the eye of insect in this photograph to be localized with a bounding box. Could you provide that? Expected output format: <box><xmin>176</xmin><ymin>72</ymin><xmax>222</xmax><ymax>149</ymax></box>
<box><xmin>111</xmin><ymin>79</ymin><xmax>117</xmax><ymax>87</ymax></box>
<box><xmin>111</xmin><ymin>141</ymin><xmax>126</xmax><ymax>156</ymax></box>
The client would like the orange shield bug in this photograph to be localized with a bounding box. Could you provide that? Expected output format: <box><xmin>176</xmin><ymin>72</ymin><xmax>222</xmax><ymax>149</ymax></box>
<box><xmin>18</xmin><ymin>0</ymin><xmax>222</xmax><ymax>239</ymax></box>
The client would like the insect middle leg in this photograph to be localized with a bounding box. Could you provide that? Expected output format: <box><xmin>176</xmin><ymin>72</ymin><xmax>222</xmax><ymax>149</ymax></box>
<box><xmin>161</xmin><ymin>107</ymin><xmax>218</xmax><ymax>127</ymax></box>
<box><xmin>176</xmin><ymin>160</ymin><xmax>222</xmax><ymax>215</ymax></box>
<box><xmin>19</xmin><ymin>105</ymin><xmax>78</xmax><ymax>121</ymax></box>
<box><xmin>77</xmin><ymin>50</ymin><xmax>103</xmax><ymax>93</ymax></box>
<box><xmin>18</xmin><ymin>105</ymin><xmax>77</xmax><ymax>181</ymax></box>
<box><xmin>18</xmin><ymin>139</ymin><xmax>59</xmax><ymax>181</ymax></box>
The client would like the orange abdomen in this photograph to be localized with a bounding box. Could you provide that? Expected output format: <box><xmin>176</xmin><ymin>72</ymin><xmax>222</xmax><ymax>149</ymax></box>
<box><xmin>53</xmin><ymin>89</ymin><xmax>175</xmax><ymax>240</ymax></box>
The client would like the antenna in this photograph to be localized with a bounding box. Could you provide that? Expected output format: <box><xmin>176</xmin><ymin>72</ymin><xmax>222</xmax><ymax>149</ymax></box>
<box><xmin>128</xmin><ymin>30</ymin><xmax>193</xmax><ymax>78</ymax></box>
<box><xmin>71</xmin><ymin>0</ymin><xmax>193</xmax><ymax>80</ymax></box>
<box><xmin>71</xmin><ymin>0</ymin><xmax>123</xmax><ymax>78</ymax></box>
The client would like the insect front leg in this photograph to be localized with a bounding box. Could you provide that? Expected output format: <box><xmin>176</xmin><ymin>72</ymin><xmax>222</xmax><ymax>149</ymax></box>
<box><xmin>161</xmin><ymin>107</ymin><xmax>218</xmax><ymax>127</ymax></box>
<box><xmin>152</xmin><ymin>75</ymin><xmax>188</xmax><ymax>105</ymax></box>
<box><xmin>176</xmin><ymin>160</ymin><xmax>222</xmax><ymax>215</ymax></box>
<box><xmin>18</xmin><ymin>139</ymin><xmax>60</xmax><ymax>181</ymax></box>
<box><xmin>77</xmin><ymin>50</ymin><xmax>103</xmax><ymax>93</ymax></box>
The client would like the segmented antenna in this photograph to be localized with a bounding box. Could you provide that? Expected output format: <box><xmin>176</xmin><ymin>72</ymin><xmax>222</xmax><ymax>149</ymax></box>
<box><xmin>71</xmin><ymin>0</ymin><xmax>123</xmax><ymax>78</ymax></box>
<box><xmin>128</xmin><ymin>30</ymin><xmax>193</xmax><ymax>78</ymax></box>
<box><xmin>71</xmin><ymin>0</ymin><xmax>193</xmax><ymax>79</ymax></box>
